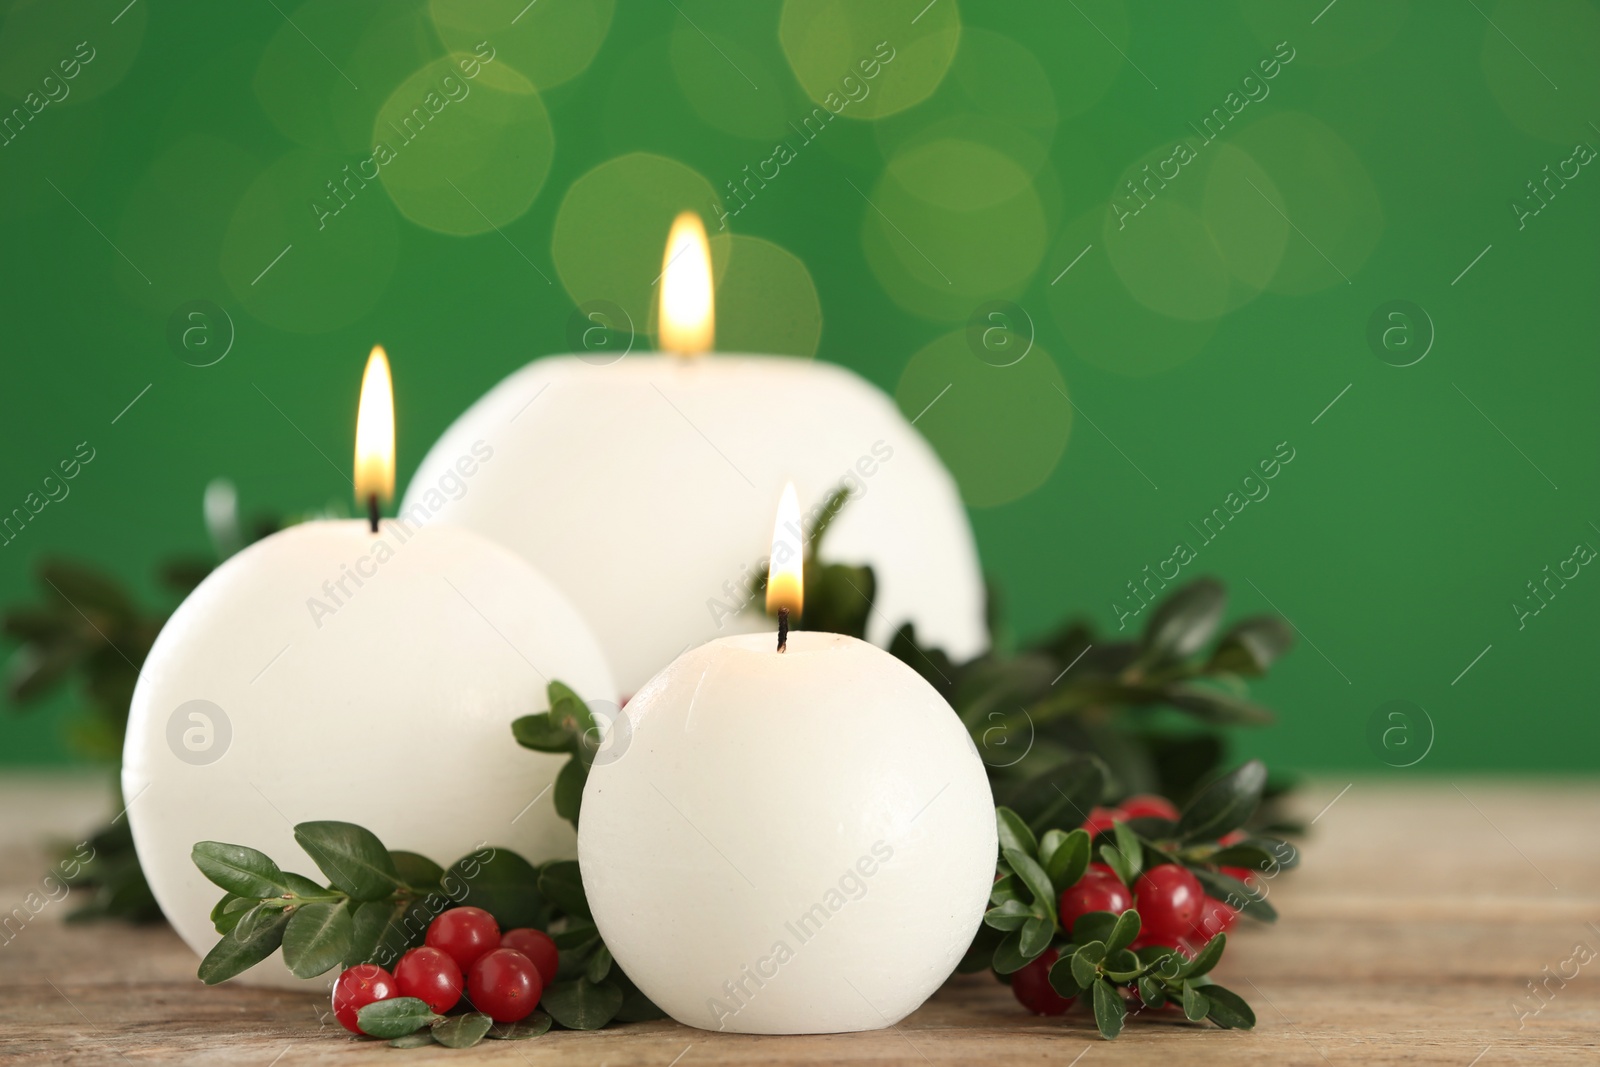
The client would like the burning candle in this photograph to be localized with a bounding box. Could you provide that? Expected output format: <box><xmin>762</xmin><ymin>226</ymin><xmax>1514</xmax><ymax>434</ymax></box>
<box><xmin>122</xmin><ymin>348</ymin><xmax>615</xmax><ymax>988</ymax></box>
<box><xmin>402</xmin><ymin>213</ymin><xmax>986</xmax><ymax>694</ymax></box>
<box><xmin>576</xmin><ymin>490</ymin><xmax>996</xmax><ymax>1034</ymax></box>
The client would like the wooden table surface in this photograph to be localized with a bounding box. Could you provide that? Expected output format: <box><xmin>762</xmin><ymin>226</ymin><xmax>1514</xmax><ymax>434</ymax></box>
<box><xmin>2</xmin><ymin>773</ymin><xmax>1597</xmax><ymax>1065</ymax></box>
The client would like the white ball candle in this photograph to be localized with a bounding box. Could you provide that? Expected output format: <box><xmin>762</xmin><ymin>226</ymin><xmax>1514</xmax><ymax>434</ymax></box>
<box><xmin>579</xmin><ymin>630</ymin><xmax>995</xmax><ymax>1034</ymax></box>
<box><xmin>403</xmin><ymin>215</ymin><xmax>986</xmax><ymax>695</ymax></box>
<box><xmin>122</xmin><ymin>350</ymin><xmax>615</xmax><ymax>989</ymax></box>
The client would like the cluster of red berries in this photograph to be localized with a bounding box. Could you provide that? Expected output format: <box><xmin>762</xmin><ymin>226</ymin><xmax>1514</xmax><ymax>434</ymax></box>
<box><xmin>331</xmin><ymin>906</ymin><xmax>561</xmax><ymax>1033</ymax></box>
<box><xmin>1012</xmin><ymin>795</ymin><xmax>1258</xmax><ymax>1016</ymax></box>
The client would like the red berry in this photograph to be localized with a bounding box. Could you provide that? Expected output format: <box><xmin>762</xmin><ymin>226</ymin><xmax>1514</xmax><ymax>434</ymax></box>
<box><xmin>501</xmin><ymin>928</ymin><xmax>559</xmax><ymax>986</ymax></box>
<box><xmin>467</xmin><ymin>947</ymin><xmax>543</xmax><ymax>1023</ymax></box>
<box><xmin>1219</xmin><ymin>829</ymin><xmax>1247</xmax><ymax>846</ymax></box>
<box><xmin>1058</xmin><ymin>865</ymin><xmax>1134</xmax><ymax>934</ymax></box>
<box><xmin>1011</xmin><ymin>948</ymin><xmax>1074</xmax><ymax>1015</ymax></box>
<box><xmin>1118</xmin><ymin>794</ymin><xmax>1179</xmax><ymax>821</ymax></box>
<box><xmin>393</xmin><ymin>946</ymin><xmax>463</xmax><ymax>1014</ymax></box>
<box><xmin>331</xmin><ymin>964</ymin><xmax>397</xmax><ymax>1035</ymax></box>
<box><xmin>1189</xmin><ymin>896</ymin><xmax>1238</xmax><ymax>943</ymax></box>
<box><xmin>426</xmin><ymin>906</ymin><xmax>500</xmax><ymax>972</ymax></box>
<box><xmin>1134</xmin><ymin>865</ymin><xmax>1204</xmax><ymax>943</ymax></box>
<box><xmin>1080</xmin><ymin>806</ymin><xmax>1124</xmax><ymax>837</ymax></box>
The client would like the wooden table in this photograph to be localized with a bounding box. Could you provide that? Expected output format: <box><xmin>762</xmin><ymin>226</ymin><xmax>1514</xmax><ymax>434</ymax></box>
<box><xmin>2</xmin><ymin>773</ymin><xmax>1596</xmax><ymax>1065</ymax></box>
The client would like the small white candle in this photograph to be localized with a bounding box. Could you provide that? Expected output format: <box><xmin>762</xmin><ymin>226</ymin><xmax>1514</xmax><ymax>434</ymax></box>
<box><xmin>403</xmin><ymin>214</ymin><xmax>986</xmax><ymax>695</ymax></box>
<box><xmin>578</xmin><ymin>491</ymin><xmax>995</xmax><ymax>1034</ymax></box>
<box><xmin>122</xmin><ymin>349</ymin><xmax>615</xmax><ymax>989</ymax></box>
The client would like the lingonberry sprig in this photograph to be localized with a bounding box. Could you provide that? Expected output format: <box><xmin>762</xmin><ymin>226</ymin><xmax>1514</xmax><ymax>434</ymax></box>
<box><xmin>970</xmin><ymin>759</ymin><xmax>1296</xmax><ymax>1039</ymax></box>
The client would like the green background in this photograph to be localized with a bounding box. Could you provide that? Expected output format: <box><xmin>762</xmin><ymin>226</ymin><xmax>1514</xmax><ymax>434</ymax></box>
<box><xmin>1</xmin><ymin>0</ymin><xmax>1595</xmax><ymax>773</ymax></box>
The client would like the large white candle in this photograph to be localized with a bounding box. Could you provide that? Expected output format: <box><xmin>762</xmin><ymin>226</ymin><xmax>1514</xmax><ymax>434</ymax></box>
<box><xmin>122</xmin><ymin>350</ymin><xmax>615</xmax><ymax>989</ymax></box>
<box><xmin>403</xmin><ymin>215</ymin><xmax>985</xmax><ymax>695</ymax></box>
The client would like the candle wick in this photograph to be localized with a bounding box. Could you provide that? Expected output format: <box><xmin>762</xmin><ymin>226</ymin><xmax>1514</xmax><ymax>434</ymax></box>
<box><xmin>777</xmin><ymin>607</ymin><xmax>789</xmax><ymax>653</ymax></box>
<box><xmin>367</xmin><ymin>493</ymin><xmax>379</xmax><ymax>534</ymax></box>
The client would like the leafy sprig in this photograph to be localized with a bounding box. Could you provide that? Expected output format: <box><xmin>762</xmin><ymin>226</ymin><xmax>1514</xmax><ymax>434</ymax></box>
<box><xmin>976</xmin><ymin>759</ymin><xmax>1285</xmax><ymax>1039</ymax></box>
<box><xmin>510</xmin><ymin>680</ymin><xmax>603</xmax><ymax>829</ymax></box>
<box><xmin>189</xmin><ymin>679</ymin><xmax>662</xmax><ymax>1047</ymax></box>
<box><xmin>190</xmin><ymin>820</ymin><xmax>660</xmax><ymax>1046</ymax></box>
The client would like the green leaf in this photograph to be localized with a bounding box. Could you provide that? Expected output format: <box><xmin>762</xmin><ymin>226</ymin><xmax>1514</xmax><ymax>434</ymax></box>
<box><xmin>984</xmin><ymin>899</ymin><xmax>1035</xmax><ymax>932</ymax></box>
<box><xmin>210</xmin><ymin>893</ymin><xmax>243</xmax><ymax>934</ymax></box>
<box><xmin>489</xmin><ymin>1011</ymin><xmax>553</xmax><ymax>1040</ymax></box>
<box><xmin>356</xmin><ymin>997</ymin><xmax>440</xmax><ymax>1039</ymax></box>
<box><xmin>197</xmin><ymin>909</ymin><xmax>290</xmax><ymax>984</ymax></box>
<box><xmin>1208</xmin><ymin>616</ymin><xmax>1294</xmax><ymax>676</ymax></box>
<box><xmin>1019</xmin><ymin>916</ymin><xmax>1053</xmax><ymax>960</ymax></box>
<box><xmin>1142</xmin><ymin>578</ymin><xmax>1226</xmax><ymax>663</ymax></box>
<box><xmin>1164</xmin><ymin>683</ymin><xmax>1276</xmax><ymax>726</ymax></box>
<box><xmin>390</xmin><ymin>852</ymin><xmax>444</xmax><ymax>893</ymax></box>
<box><xmin>292</xmin><ymin>822</ymin><xmax>400</xmax><ymax>901</ymax></box>
<box><xmin>959</xmin><ymin>924</ymin><xmax>1005</xmax><ymax>975</ymax></box>
<box><xmin>1182</xmin><ymin>933</ymin><xmax>1226</xmax><ymax>978</ymax></box>
<box><xmin>1106</xmin><ymin>909</ymin><xmax>1141</xmax><ymax>954</ymax></box>
<box><xmin>1072</xmin><ymin>912</ymin><xmax>1118</xmax><ymax>947</ymax></box>
<box><xmin>447</xmin><ymin>849</ymin><xmax>548</xmax><ymax>930</ymax></box>
<box><xmin>991</xmin><ymin>930</ymin><xmax>1031</xmax><ymax>975</ymax></box>
<box><xmin>1070</xmin><ymin>945</ymin><xmax>1101</xmax><ymax>989</ymax></box>
<box><xmin>1175</xmin><ymin>760</ymin><xmax>1268</xmax><ymax>843</ymax></box>
<box><xmin>1002</xmin><ymin>849</ymin><xmax>1057</xmax><ymax>924</ymax></box>
<box><xmin>585</xmin><ymin>942</ymin><xmax>614</xmax><ymax>983</ymax></box>
<box><xmin>1191</xmin><ymin>867</ymin><xmax>1278</xmax><ymax>922</ymax></box>
<box><xmin>1111</xmin><ymin>821</ymin><xmax>1144</xmax><ymax>882</ymax></box>
<box><xmin>280</xmin><ymin>872</ymin><xmax>337</xmax><ymax>900</ymax></box>
<box><xmin>1098</xmin><ymin>842</ymin><xmax>1133</xmax><ymax>887</ymax></box>
<box><xmin>548</xmin><ymin>681</ymin><xmax>599</xmax><ymax>746</ymax></box>
<box><xmin>281</xmin><ymin>901</ymin><xmax>352</xmax><ymax>979</ymax></box>
<box><xmin>1205</xmin><ymin>842</ymin><xmax>1278</xmax><ymax>871</ymax></box>
<box><xmin>613</xmin><ymin>973</ymin><xmax>668</xmax><ymax>1023</ymax></box>
<box><xmin>512</xmin><ymin>712</ymin><xmax>574</xmax><ymax>753</ymax></box>
<box><xmin>1048</xmin><ymin>952</ymin><xmax>1085</xmax><ymax>997</ymax></box>
<box><xmin>541</xmin><ymin>978</ymin><xmax>624</xmax><ymax>1030</ymax></box>
<box><xmin>551</xmin><ymin>920</ymin><xmax>600</xmax><ymax>951</ymax></box>
<box><xmin>1137</xmin><ymin>945</ymin><xmax>1184</xmax><ymax>982</ymax></box>
<box><xmin>1137</xmin><ymin>976</ymin><xmax>1166</xmax><ymax>1008</ymax></box>
<box><xmin>431</xmin><ymin>1012</ymin><xmax>493</xmax><ymax>1049</ymax></box>
<box><xmin>537</xmin><ymin>860</ymin><xmax>591</xmax><ymax>920</ymax></box>
<box><xmin>387</xmin><ymin>1032</ymin><xmax>437</xmax><ymax>1048</ymax></box>
<box><xmin>1200</xmin><ymin>984</ymin><xmax>1256</xmax><ymax>1030</ymax></box>
<box><xmin>1102</xmin><ymin>948</ymin><xmax>1141</xmax><ymax>982</ymax></box>
<box><xmin>1091</xmin><ymin>978</ymin><xmax>1126</xmax><ymax>1039</ymax></box>
<box><xmin>39</xmin><ymin>558</ymin><xmax>136</xmax><ymax>620</ymax></box>
<box><xmin>1182</xmin><ymin>982</ymin><xmax>1210</xmax><ymax>1022</ymax></box>
<box><xmin>1005</xmin><ymin>756</ymin><xmax>1108</xmax><ymax>836</ymax></box>
<box><xmin>232</xmin><ymin>900</ymin><xmax>284</xmax><ymax>942</ymax></box>
<box><xmin>191</xmin><ymin>842</ymin><xmax>289</xmax><ymax>899</ymax></box>
<box><xmin>553</xmin><ymin>757</ymin><xmax>588</xmax><ymax>827</ymax></box>
<box><xmin>1042</xmin><ymin>829</ymin><xmax>1091</xmax><ymax>893</ymax></box>
<box><xmin>995</xmin><ymin>807</ymin><xmax>1038</xmax><ymax>857</ymax></box>
<box><xmin>989</xmin><ymin>873</ymin><xmax>1021</xmax><ymax>906</ymax></box>
<box><xmin>344</xmin><ymin>899</ymin><xmax>392</xmax><ymax>967</ymax></box>
<box><xmin>1037</xmin><ymin>829</ymin><xmax>1067</xmax><ymax>869</ymax></box>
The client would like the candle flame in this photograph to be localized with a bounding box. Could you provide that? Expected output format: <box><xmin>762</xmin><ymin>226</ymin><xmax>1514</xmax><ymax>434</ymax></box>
<box><xmin>354</xmin><ymin>345</ymin><xmax>395</xmax><ymax>506</ymax></box>
<box><xmin>766</xmin><ymin>482</ymin><xmax>803</xmax><ymax>616</ymax></box>
<box><xmin>659</xmin><ymin>211</ymin><xmax>714</xmax><ymax>357</ymax></box>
